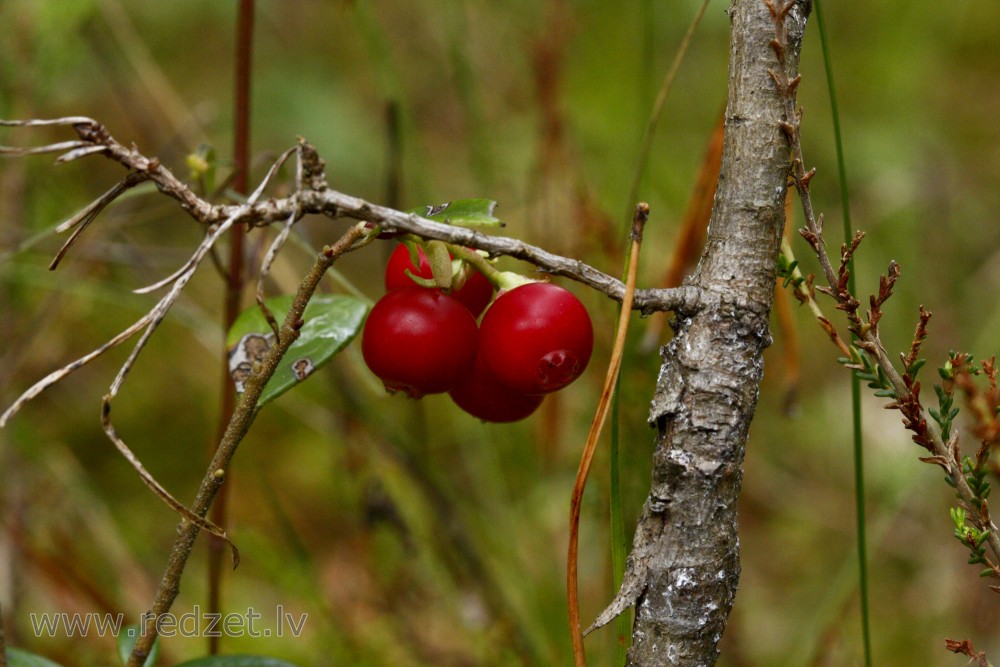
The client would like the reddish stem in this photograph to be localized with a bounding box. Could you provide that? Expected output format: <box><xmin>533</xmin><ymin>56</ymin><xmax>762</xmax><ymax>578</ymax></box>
<box><xmin>208</xmin><ymin>0</ymin><xmax>254</xmax><ymax>655</ymax></box>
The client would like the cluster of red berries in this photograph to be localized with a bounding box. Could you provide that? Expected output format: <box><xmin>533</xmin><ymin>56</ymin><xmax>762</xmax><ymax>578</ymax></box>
<box><xmin>361</xmin><ymin>244</ymin><xmax>594</xmax><ymax>422</ymax></box>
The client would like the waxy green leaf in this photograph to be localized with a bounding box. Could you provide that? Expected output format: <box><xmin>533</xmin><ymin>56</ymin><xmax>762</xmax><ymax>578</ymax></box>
<box><xmin>409</xmin><ymin>198</ymin><xmax>503</xmax><ymax>227</ymax></box>
<box><xmin>226</xmin><ymin>295</ymin><xmax>369</xmax><ymax>406</ymax></box>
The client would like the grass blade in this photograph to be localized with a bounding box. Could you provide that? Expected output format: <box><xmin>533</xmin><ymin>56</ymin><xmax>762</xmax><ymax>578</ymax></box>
<box><xmin>814</xmin><ymin>1</ymin><xmax>872</xmax><ymax>664</ymax></box>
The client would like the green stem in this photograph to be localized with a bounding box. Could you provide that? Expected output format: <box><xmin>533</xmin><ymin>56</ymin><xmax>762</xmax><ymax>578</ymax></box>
<box><xmin>815</xmin><ymin>2</ymin><xmax>871</xmax><ymax>664</ymax></box>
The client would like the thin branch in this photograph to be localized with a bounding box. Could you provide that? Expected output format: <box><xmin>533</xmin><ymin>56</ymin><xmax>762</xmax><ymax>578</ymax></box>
<box><xmin>1</xmin><ymin>117</ymin><xmax>698</xmax><ymax>315</ymax></box>
<box><xmin>321</xmin><ymin>192</ymin><xmax>697</xmax><ymax>314</ymax></box>
<box><xmin>126</xmin><ymin>222</ymin><xmax>369</xmax><ymax>666</ymax></box>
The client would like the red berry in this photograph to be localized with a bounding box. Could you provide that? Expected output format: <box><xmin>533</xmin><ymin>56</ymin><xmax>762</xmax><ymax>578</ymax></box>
<box><xmin>362</xmin><ymin>286</ymin><xmax>478</xmax><ymax>398</ymax></box>
<box><xmin>385</xmin><ymin>243</ymin><xmax>494</xmax><ymax>318</ymax></box>
<box><xmin>449</xmin><ymin>354</ymin><xmax>544</xmax><ymax>423</ymax></box>
<box><xmin>478</xmin><ymin>283</ymin><xmax>593</xmax><ymax>395</ymax></box>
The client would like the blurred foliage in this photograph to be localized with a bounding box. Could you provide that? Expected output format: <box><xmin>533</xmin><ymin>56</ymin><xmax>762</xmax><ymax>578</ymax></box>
<box><xmin>1</xmin><ymin>1</ymin><xmax>999</xmax><ymax>665</ymax></box>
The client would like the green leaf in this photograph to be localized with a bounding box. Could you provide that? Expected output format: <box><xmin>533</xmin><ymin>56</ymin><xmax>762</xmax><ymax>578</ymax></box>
<box><xmin>117</xmin><ymin>625</ymin><xmax>159</xmax><ymax>667</ymax></box>
<box><xmin>6</xmin><ymin>648</ymin><xmax>65</xmax><ymax>667</ymax></box>
<box><xmin>226</xmin><ymin>294</ymin><xmax>369</xmax><ymax>407</ymax></box>
<box><xmin>174</xmin><ymin>657</ymin><xmax>300</xmax><ymax>667</ymax></box>
<box><xmin>409</xmin><ymin>198</ymin><xmax>503</xmax><ymax>227</ymax></box>
<box><xmin>907</xmin><ymin>358</ymin><xmax>926</xmax><ymax>378</ymax></box>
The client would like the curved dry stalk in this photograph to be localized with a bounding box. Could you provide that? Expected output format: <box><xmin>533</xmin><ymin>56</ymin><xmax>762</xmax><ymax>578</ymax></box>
<box><xmin>101</xmin><ymin>396</ymin><xmax>239</xmax><ymax>566</ymax></box>
<box><xmin>50</xmin><ymin>171</ymin><xmax>150</xmax><ymax>270</ymax></box>
<box><xmin>108</xmin><ymin>217</ymin><xmax>237</xmax><ymax>397</ymax></box>
<box><xmin>0</xmin><ymin>116</ymin><xmax>99</xmax><ymax>128</ymax></box>
<box><xmin>255</xmin><ymin>146</ymin><xmax>307</xmax><ymax>336</ymax></box>
<box><xmin>56</xmin><ymin>144</ymin><xmax>114</xmax><ymax>163</ymax></box>
<box><xmin>0</xmin><ymin>140</ymin><xmax>93</xmax><ymax>157</ymax></box>
<box><xmin>0</xmin><ymin>311</ymin><xmax>154</xmax><ymax>428</ymax></box>
<box><xmin>569</xmin><ymin>204</ymin><xmax>648</xmax><ymax>665</ymax></box>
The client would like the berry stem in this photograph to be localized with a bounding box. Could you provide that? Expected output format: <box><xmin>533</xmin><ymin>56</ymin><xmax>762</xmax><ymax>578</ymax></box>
<box><xmin>403</xmin><ymin>234</ymin><xmax>536</xmax><ymax>293</ymax></box>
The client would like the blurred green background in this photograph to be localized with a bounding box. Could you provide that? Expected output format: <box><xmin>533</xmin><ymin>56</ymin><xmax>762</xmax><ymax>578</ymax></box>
<box><xmin>1</xmin><ymin>1</ymin><xmax>999</xmax><ymax>665</ymax></box>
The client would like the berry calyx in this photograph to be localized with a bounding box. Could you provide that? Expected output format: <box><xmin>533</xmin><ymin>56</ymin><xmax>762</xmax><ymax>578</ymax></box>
<box><xmin>385</xmin><ymin>243</ymin><xmax>494</xmax><ymax>318</ymax></box>
<box><xmin>361</xmin><ymin>286</ymin><xmax>478</xmax><ymax>398</ymax></box>
<box><xmin>478</xmin><ymin>282</ymin><xmax>593</xmax><ymax>395</ymax></box>
<box><xmin>449</xmin><ymin>354</ymin><xmax>544</xmax><ymax>423</ymax></box>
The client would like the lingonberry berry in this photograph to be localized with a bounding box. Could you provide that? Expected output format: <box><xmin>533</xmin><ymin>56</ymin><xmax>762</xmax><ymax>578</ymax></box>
<box><xmin>478</xmin><ymin>282</ymin><xmax>593</xmax><ymax>395</ymax></box>
<box><xmin>362</xmin><ymin>286</ymin><xmax>478</xmax><ymax>398</ymax></box>
<box><xmin>449</xmin><ymin>354</ymin><xmax>544</xmax><ymax>423</ymax></box>
<box><xmin>385</xmin><ymin>243</ymin><xmax>494</xmax><ymax>318</ymax></box>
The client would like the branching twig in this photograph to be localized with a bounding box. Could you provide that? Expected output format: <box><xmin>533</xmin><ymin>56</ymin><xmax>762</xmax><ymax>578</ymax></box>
<box><xmin>126</xmin><ymin>222</ymin><xmax>369</xmax><ymax>666</ymax></box>
<box><xmin>768</xmin><ymin>0</ymin><xmax>1000</xmax><ymax>569</ymax></box>
<box><xmin>0</xmin><ymin>117</ymin><xmax>698</xmax><ymax>315</ymax></box>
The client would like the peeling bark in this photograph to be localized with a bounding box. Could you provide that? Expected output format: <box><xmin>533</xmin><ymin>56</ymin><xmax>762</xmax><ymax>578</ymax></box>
<box><xmin>590</xmin><ymin>1</ymin><xmax>811</xmax><ymax>665</ymax></box>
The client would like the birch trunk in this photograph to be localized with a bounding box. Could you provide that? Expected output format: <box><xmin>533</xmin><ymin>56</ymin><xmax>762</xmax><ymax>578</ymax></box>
<box><xmin>590</xmin><ymin>1</ymin><xmax>811</xmax><ymax>665</ymax></box>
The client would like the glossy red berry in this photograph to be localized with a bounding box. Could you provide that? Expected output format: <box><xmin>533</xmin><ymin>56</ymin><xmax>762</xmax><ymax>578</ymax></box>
<box><xmin>449</xmin><ymin>354</ymin><xmax>544</xmax><ymax>423</ymax></box>
<box><xmin>478</xmin><ymin>282</ymin><xmax>593</xmax><ymax>395</ymax></box>
<box><xmin>385</xmin><ymin>243</ymin><xmax>494</xmax><ymax>318</ymax></box>
<box><xmin>362</xmin><ymin>286</ymin><xmax>478</xmax><ymax>398</ymax></box>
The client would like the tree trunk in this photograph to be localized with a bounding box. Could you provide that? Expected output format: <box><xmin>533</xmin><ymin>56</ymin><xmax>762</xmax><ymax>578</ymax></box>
<box><xmin>590</xmin><ymin>1</ymin><xmax>811</xmax><ymax>665</ymax></box>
